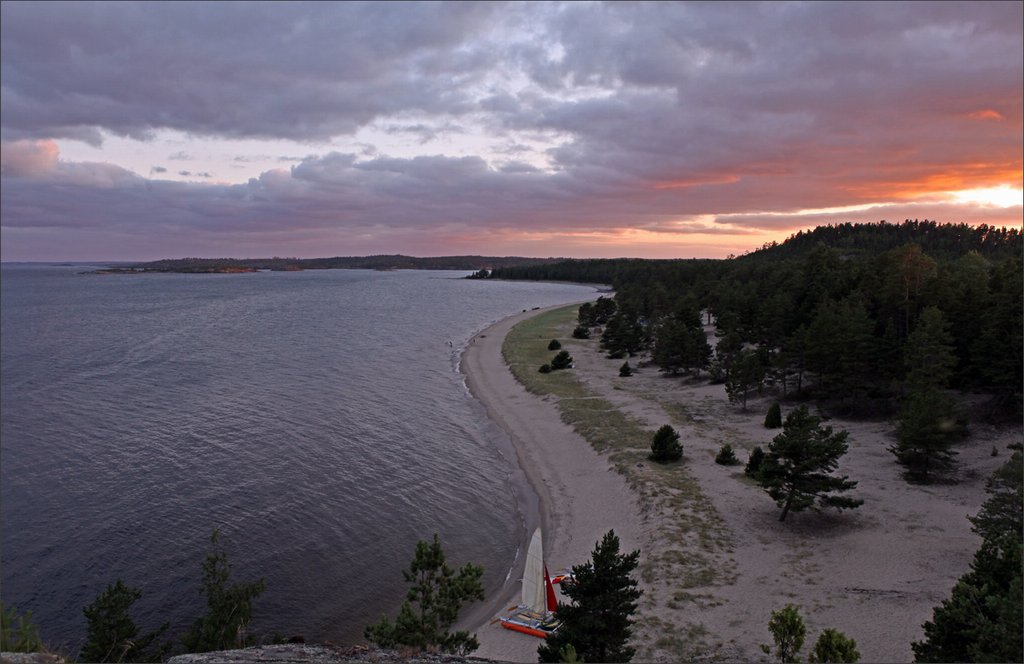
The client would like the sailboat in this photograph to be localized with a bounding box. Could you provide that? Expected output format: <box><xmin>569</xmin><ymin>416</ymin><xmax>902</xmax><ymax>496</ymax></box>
<box><xmin>499</xmin><ymin>528</ymin><xmax>562</xmax><ymax>638</ymax></box>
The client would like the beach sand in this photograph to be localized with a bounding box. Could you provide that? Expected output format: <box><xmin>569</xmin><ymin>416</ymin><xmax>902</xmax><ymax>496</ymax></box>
<box><xmin>459</xmin><ymin>303</ymin><xmax>1020</xmax><ymax>662</ymax></box>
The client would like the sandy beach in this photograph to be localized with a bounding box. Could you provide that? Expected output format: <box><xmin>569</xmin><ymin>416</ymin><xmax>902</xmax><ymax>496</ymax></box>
<box><xmin>459</xmin><ymin>302</ymin><xmax>1020</xmax><ymax>663</ymax></box>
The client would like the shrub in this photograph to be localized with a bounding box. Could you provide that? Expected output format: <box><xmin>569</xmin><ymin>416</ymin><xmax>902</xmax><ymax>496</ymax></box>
<box><xmin>548</xmin><ymin>339</ymin><xmax>562</xmax><ymax>351</ymax></box>
<box><xmin>365</xmin><ymin>534</ymin><xmax>484</xmax><ymax>655</ymax></box>
<box><xmin>764</xmin><ymin>604</ymin><xmax>806</xmax><ymax>663</ymax></box>
<box><xmin>572</xmin><ymin>325</ymin><xmax>591</xmax><ymax>340</ymax></box>
<box><xmin>745</xmin><ymin>447</ymin><xmax>765</xmax><ymax>477</ymax></box>
<box><xmin>809</xmin><ymin>628</ymin><xmax>860</xmax><ymax>662</ymax></box>
<box><xmin>1</xmin><ymin>604</ymin><xmax>43</xmax><ymax>653</ymax></box>
<box><xmin>551</xmin><ymin>350</ymin><xmax>574</xmax><ymax>370</ymax></box>
<box><xmin>539</xmin><ymin>364</ymin><xmax>552</xmax><ymax>374</ymax></box>
<box><xmin>619</xmin><ymin>361</ymin><xmax>632</xmax><ymax>377</ymax></box>
<box><xmin>81</xmin><ymin>580</ymin><xmax>170</xmax><ymax>663</ymax></box>
<box><xmin>765</xmin><ymin>402</ymin><xmax>783</xmax><ymax>428</ymax></box>
<box><xmin>715</xmin><ymin>444</ymin><xmax>741</xmax><ymax>466</ymax></box>
<box><xmin>650</xmin><ymin>425</ymin><xmax>682</xmax><ymax>463</ymax></box>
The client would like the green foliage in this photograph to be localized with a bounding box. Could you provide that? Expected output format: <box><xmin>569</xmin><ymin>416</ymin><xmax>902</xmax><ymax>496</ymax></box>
<box><xmin>539</xmin><ymin>364</ymin><xmax>552</xmax><ymax>374</ymax></box>
<box><xmin>764</xmin><ymin>604</ymin><xmax>806</xmax><ymax>663</ymax></box>
<box><xmin>600</xmin><ymin>311</ymin><xmax>645</xmax><ymax>359</ymax></box>
<box><xmin>538</xmin><ymin>530</ymin><xmax>641</xmax><ymax>663</ymax></box>
<box><xmin>765</xmin><ymin>402</ymin><xmax>783</xmax><ymax>428</ymax></box>
<box><xmin>715</xmin><ymin>444</ymin><xmax>740</xmax><ymax>466</ymax></box>
<box><xmin>652</xmin><ymin>308</ymin><xmax>711</xmax><ymax>375</ymax></box>
<box><xmin>551</xmin><ymin>350</ymin><xmax>574</xmax><ymax>370</ymax></box>
<box><xmin>758</xmin><ymin>406</ymin><xmax>862</xmax><ymax>521</ymax></box>
<box><xmin>572</xmin><ymin>325</ymin><xmax>591</xmax><ymax>340</ymax></box>
<box><xmin>1</xmin><ymin>604</ymin><xmax>43</xmax><ymax>653</ymax></box>
<box><xmin>578</xmin><ymin>297</ymin><xmax>617</xmax><ymax>327</ymax></box>
<box><xmin>548</xmin><ymin>339</ymin><xmax>562</xmax><ymax>351</ymax></box>
<box><xmin>890</xmin><ymin>388</ymin><xmax>965</xmax><ymax>483</ymax></box>
<box><xmin>725</xmin><ymin>348</ymin><xmax>766</xmax><ymax>411</ymax></box>
<box><xmin>649</xmin><ymin>424</ymin><xmax>682</xmax><ymax>463</ymax></box>
<box><xmin>809</xmin><ymin>628</ymin><xmax>860</xmax><ymax>663</ymax></box>
<box><xmin>181</xmin><ymin>529</ymin><xmax>266</xmax><ymax>653</ymax></box>
<box><xmin>365</xmin><ymin>534</ymin><xmax>484</xmax><ymax>655</ymax></box>
<box><xmin>902</xmin><ymin>306</ymin><xmax>956</xmax><ymax>392</ymax></box>
<box><xmin>559</xmin><ymin>643</ymin><xmax>584</xmax><ymax>663</ymax></box>
<box><xmin>745</xmin><ymin>446</ymin><xmax>765</xmax><ymax>478</ymax></box>
<box><xmin>81</xmin><ymin>580</ymin><xmax>170</xmax><ymax>663</ymax></box>
<box><xmin>912</xmin><ymin>449</ymin><xmax>1023</xmax><ymax>663</ymax></box>
<box><xmin>618</xmin><ymin>361</ymin><xmax>632</xmax><ymax>377</ymax></box>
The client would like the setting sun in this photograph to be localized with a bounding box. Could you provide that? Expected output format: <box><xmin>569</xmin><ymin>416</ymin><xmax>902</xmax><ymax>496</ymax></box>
<box><xmin>951</xmin><ymin>185</ymin><xmax>1024</xmax><ymax>208</ymax></box>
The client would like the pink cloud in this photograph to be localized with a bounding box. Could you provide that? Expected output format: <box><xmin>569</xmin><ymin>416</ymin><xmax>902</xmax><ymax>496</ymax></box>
<box><xmin>0</xmin><ymin>140</ymin><xmax>59</xmax><ymax>177</ymax></box>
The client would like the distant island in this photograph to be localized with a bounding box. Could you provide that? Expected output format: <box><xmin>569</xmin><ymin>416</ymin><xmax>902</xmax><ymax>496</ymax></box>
<box><xmin>89</xmin><ymin>255</ymin><xmax>563</xmax><ymax>274</ymax></box>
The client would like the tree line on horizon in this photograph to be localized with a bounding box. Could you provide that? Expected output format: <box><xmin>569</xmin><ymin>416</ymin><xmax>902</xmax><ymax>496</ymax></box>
<box><xmin>484</xmin><ymin>220</ymin><xmax>1022</xmax><ymax>425</ymax></box>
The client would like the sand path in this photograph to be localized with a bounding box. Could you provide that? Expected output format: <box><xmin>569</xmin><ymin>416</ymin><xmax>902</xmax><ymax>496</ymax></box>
<box><xmin>459</xmin><ymin>304</ymin><xmax>644</xmax><ymax>663</ymax></box>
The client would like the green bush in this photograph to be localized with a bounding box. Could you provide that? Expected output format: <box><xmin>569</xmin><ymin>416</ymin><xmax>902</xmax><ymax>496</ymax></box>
<box><xmin>551</xmin><ymin>350</ymin><xmax>574</xmax><ymax>370</ymax></box>
<box><xmin>764</xmin><ymin>604</ymin><xmax>806</xmax><ymax>663</ymax></box>
<box><xmin>619</xmin><ymin>361</ymin><xmax>632</xmax><ymax>377</ymax></box>
<box><xmin>81</xmin><ymin>580</ymin><xmax>170</xmax><ymax>662</ymax></box>
<box><xmin>181</xmin><ymin>529</ymin><xmax>266</xmax><ymax>653</ymax></box>
<box><xmin>650</xmin><ymin>425</ymin><xmax>682</xmax><ymax>463</ymax></box>
<box><xmin>765</xmin><ymin>403</ymin><xmax>783</xmax><ymax>428</ymax></box>
<box><xmin>809</xmin><ymin>628</ymin><xmax>860</xmax><ymax>662</ymax></box>
<box><xmin>1</xmin><ymin>604</ymin><xmax>43</xmax><ymax>653</ymax></box>
<box><xmin>745</xmin><ymin>447</ymin><xmax>765</xmax><ymax>477</ymax></box>
<box><xmin>715</xmin><ymin>444</ymin><xmax>741</xmax><ymax>466</ymax></box>
<box><xmin>539</xmin><ymin>364</ymin><xmax>552</xmax><ymax>373</ymax></box>
<box><xmin>572</xmin><ymin>325</ymin><xmax>591</xmax><ymax>340</ymax></box>
<box><xmin>548</xmin><ymin>339</ymin><xmax>562</xmax><ymax>350</ymax></box>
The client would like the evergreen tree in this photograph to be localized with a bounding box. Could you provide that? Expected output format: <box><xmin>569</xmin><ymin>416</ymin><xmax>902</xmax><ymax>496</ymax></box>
<box><xmin>725</xmin><ymin>348</ymin><xmax>766</xmax><ymax>411</ymax></box>
<box><xmin>902</xmin><ymin>306</ymin><xmax>955</xmax><ymax>392</ymax></box>
<box><xmin>715</xmin><ymin>444</ymin><xmax>740</xmax><ymax>466</ymax></box>
<box><xmin>572</xmin><ymin>325</ymin><xmax>591</xmax><ymax>340</ymax></box>
<box><xmin>758</xmin><ymin>407</ymin><xmax>862</xmax><ymax>521</ymax></box>
<box><xmin>548</xmin><ymin>339</ymin><xmax>562</xmax><ymax>351</ymax></box>
<box><xmin>365</xmin><ymin>534</ymin><xmax>484</xmax><ymax>655</ymax></box>
<box><xmin>81</xmin><ymin>580</ymin><xmax>169</xmax><ymax>663</ymax></box>
<box><xmin>619</xmin><ymin>361</ymin><xmax>632</xmax><ymax>377</ymax></box>
<box><xmin>890</xmin><ymin>389</ymin><xmax>964</xmax><ymax>483</ymax></box>
<box><xmin>182</xmin><ymin>529</ymin><xmax>266</xmax><ymax>653</ymax></box>
<box><xmin>649</xmin><ymin>424</ymin><xmax>682</xmax><ymax>463</ymax></box>
<box><xmin>551</xmin><ymin>350</ymin><xmax>574</xmax><ymax>370</ymax></box>
<box><xmin>765</xmin><ymin>403</ymin><xmax>783</xmax><ymax>428</ymax></box>
<box><xmin>745</xmin><ymin>447</ymin><xmax>765</xmax><ymax>478</ymax></box>
<box><xmin>912</xmin><ymin>449</ymin><xmax>1023</xmax><ymax>662</ymax></box>
<box><xmin>538</xmin><ymin>530</ymin><xmax>641</xmax><ymax>663</ymax></box>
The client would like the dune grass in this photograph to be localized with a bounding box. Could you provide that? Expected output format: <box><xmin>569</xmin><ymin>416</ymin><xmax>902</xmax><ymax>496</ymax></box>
<box><xmin>502</xmin><ymin>303</ymin><xmax>736</xmax><ymax>660</ymax></box>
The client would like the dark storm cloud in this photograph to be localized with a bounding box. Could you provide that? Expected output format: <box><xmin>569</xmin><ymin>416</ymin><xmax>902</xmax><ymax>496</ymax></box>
<box><xmin>0</xmin><ymin>1</ymin><xmax>500</xmax><ymax>143</ymax></box>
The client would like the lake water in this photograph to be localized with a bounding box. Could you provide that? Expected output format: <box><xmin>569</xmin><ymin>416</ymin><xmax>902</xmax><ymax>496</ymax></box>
<box><xmin>0</xmin><ymin>264</ymin><xmax>597</xmax><ymax>654</ymax></box>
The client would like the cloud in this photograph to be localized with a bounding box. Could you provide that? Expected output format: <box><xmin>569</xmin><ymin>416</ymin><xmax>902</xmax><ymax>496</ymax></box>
<box><xmin>150</xmin><ymin>165</ymin><xmax>167</xmax><ymax>174</ymax></box>
<box><xmin>0</xmin><ymin>2</ymin><xmax>1021</xmax><ymax>260</ymax></box>
<box><xmin>0</xmin><ymin>139</ymin><xmax>59</xmax><ymax>177</ymax></box>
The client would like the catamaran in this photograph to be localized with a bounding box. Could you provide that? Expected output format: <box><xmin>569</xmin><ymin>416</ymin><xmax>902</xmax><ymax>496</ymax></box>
<box><xmin>499</xmin><ymin>528</ymin><xmax>564</xmax><ymax>638</ymax></box>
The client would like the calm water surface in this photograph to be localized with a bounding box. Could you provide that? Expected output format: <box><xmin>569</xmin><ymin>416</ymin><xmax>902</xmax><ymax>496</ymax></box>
<box><xmin>0</xmin><ymin>264</ymin><xmax>597</xmax><ymax>653</ymax></box>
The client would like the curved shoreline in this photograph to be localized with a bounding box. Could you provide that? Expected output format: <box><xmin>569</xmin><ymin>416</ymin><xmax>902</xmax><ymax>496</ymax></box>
<box><xmin>457</xmin><ymin>300</ymin><xmax>644</xmax><ymax>663</ymax></box>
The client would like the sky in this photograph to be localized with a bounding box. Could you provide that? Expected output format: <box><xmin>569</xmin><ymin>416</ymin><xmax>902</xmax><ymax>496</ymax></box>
<box><xmin>1</xmin><ymin>1</ymin><xmax>1021</xmax><ymax>262</ymax></box>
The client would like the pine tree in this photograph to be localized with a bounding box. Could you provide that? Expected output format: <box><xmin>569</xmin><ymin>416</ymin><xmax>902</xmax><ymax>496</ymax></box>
<box><xmin>81</xmin><ymin>580</ymin><xmax>169</xmax><ymax>663</ymax></box>
<box><xmin>765</xmin><ymin>403</ymin><xmax>783</xmax><ymax>428</ymax></box>
<box><xmin>182</xmin><ymin>529</ymin><xmax>266</xmax><ymax>653</ymax></box>
<box><xmin>538</xmin><ymin>530</ymin><xmax>641</xmax><ymax>663</ymax></box>
<box><xmin>890</xmin><ymin>388</ymin><xmax>964</xmax><ymax>483</ymax></box>
<box><xmin>764</xmin><ymin>604</ymin><xmax>806</xmax><ymax>663</ymax></box>
<box><xmin>758</xmin><ymin>407</ymin><xmax>862</xmax><ymax>521</ymax></box>
<box><xmin>649</xmin><ymin>424</ymin><xmax>682</xmax><ymax>463</ymax></box>
<box><xmin>902</xmin><ymin>306</ymin><xmax>955</xmax><ymax>392</ymax></box>
<box><xmin>365</xmin><ymin>534</ymin><xmax>484</xmax><ymax>655</ymax></box>
<box><xmin>912</xmin><ymin>449</ymin><xmax>1022</xmax><ymax>662</ymax></box>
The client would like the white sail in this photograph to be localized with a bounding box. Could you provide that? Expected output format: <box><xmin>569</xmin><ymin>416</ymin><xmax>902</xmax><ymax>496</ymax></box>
<box><xmin>522</xmin><ymin>528</ymin><xmax>546</xmax><ymax>613</ymax></box>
